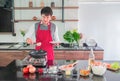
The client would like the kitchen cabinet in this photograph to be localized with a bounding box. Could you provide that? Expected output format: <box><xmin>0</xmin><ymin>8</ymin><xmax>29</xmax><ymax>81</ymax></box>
<box><xmin>54</xmin><ymin>50</ymin><xmax>103</xmax><ymax>60</ymax></box>
<box><xmin>0</xmin><ymin>49</ymin><xmax>103</xmax><ymax>64</ymax></box>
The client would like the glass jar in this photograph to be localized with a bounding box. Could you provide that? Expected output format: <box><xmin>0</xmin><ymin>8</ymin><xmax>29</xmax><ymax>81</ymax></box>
<box><xmin>40</xmin><ymin>0</ymin><xmax>44</xmax><ymax>8</ymax></box>
<box><xmin>29</xmin><ymin>0</ymin><xmax>33</xmax><ymax>7</ymax></box>
<box><xmin>51</xmin><ymin>2</ymin><xmax>55</xmax><ymax>7</ymax></box>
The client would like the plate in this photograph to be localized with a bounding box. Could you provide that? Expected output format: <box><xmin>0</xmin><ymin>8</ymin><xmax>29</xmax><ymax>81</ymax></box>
<box><xmin>107</xmin><ymin>67</ymin><xmax>119</xmax><ymax>71</ymax></box>
<box><xmin>50</xmin><ymin>41</ymin><xmax>61</xmax><ymax>44</ymax></box>
<box><xmin>59</xmin><ymin>65</ymin><xmax>74</xmax><ymax>71</ymax></box>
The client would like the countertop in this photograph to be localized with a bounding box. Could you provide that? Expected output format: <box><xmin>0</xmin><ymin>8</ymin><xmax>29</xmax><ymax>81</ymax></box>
<box><xmin>0</xmin><ymin>42</ymin><xmax>104</xmax><ymax>51</ymax></box>
<box><xmin>0</xmin><ymin>60</ymin><xmax>120</xmax><ymax>81</ymax></box>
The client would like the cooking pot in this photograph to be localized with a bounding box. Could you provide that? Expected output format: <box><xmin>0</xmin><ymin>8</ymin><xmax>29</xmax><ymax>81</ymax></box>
<box><xmin>29</xmin><ymin>49</ymin><xmax>47</xmax><ymax>58</ymax></box>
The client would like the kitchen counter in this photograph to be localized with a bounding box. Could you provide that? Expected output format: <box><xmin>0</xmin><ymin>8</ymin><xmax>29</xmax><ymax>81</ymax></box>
<box><xmin>0</xmin><ymin>42</ymin><xmax>103</xmax><ymax>51</ymax></box>
<box><xmin>0</xmin><ymin>43</ymin><xmax>104</xmax><ymax>66</ymax></box>
<box><xmin>0</xmin><ymin>60</ymin><xmax>120</xmax><ymax>81</ymax></box>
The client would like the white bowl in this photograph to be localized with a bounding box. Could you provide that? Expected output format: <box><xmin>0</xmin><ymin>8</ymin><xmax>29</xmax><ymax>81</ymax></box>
<box><xmin>91</xmin><ymin>65</ymin><xmax>106</xmax><ymax>76</ymax></box>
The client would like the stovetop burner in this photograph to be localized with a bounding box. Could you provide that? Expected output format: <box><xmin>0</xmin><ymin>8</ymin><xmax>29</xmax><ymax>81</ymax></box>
<box><xmin>22</xmin><ymin>55</ymin><xmax>47</xmax><ymax>67</ymax></box>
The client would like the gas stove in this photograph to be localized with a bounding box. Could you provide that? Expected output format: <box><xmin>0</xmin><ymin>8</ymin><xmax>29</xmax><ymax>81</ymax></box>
<box><xmin>22</xmin><ymin>55</ymin><xmax>47</xmax><ymax>67</ymax></box>
<box><xmin>22</xmin><ymin>49</ymin><xmax>47</xmax><ymax>67</ymax></box>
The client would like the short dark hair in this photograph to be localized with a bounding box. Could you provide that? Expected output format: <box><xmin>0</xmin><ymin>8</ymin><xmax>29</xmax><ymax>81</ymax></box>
<box><xmin>41</xmin><ymin>6</ymin><xmax>53</xmax><ymax>16</ymax></box>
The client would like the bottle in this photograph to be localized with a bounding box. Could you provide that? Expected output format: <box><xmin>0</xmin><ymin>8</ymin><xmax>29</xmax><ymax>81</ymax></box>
<box><xmin>72</xmin><ymin>67</ymin><xmax>77</xmax><ymax>78</ymax></box>
<box><xmin>29</xmin><ymin>0</ymin><xmax>33</xmax><ymax>7</ymax></box>
<box><xmin>88</xmin><ymin>48</ymin><xmax>95</xmax><ymax>71</ymax></box>
<box><xmin>51</xmin><ymin>2</ymin><xmax>55</xmax><ymax>8</ymax></box>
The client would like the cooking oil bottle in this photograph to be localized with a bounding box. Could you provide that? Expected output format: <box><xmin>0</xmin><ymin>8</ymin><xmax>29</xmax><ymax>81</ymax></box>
<box><xmin>88</xmin><ymin>48</ymin><xmax>95</xmax><ymax>71</ymax></box>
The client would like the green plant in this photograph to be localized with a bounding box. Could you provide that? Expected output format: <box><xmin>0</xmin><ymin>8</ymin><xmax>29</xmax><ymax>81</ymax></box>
<box><xmin>63</xmin><ymin>29</ymin><xmax>81</xmax><ymax>44</ymax></box>
<box><xmin>63</xmin><ymin>31</ymin><xmax>74</xmax><ymax>43</ymax></box>
<box><xmin>20</xmin><ymin>29</ymin><xmax>26</xmax><ymax>37</ymax></box>
<box><xmin>72</xmin><ymin>29</ymin><xmax>81</xmax><ymax>44</ymax></box>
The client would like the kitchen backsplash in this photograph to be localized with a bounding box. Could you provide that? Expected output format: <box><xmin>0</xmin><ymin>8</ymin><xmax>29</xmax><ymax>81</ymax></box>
<box><xmin>0</xmin><ymin>0</ymin><xmax>79</xmax><ymax>42</ymax></box>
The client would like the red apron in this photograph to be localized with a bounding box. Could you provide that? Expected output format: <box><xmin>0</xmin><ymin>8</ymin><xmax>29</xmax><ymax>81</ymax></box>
<box><xmin>35</xmin><ymin>22</ymin><xmax>54</xmax><ymax>66</ymax></box>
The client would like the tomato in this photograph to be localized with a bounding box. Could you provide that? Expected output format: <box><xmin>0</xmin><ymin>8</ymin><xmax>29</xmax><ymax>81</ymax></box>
<box><xmin>27</xmin><ymin>64</ymin><xmax>33</xmax><ymax>68</ymax></box>
<box><xmin>103</xmin><ymin>63</ymin><xmax>111</xmax><ymax>68</ymax></box>
<box><xmin>23</xmin><ymin>67</ymin><xmax>29</xmax><ymax>74</ymax></box>
<box><xmin>29</xmin><ymin>66</ymin><xmax>36</xmax><ymax>73</ymax></box>
<box><xmin>80</xmin><ymin>69</ymin><xmax>90</xmax><ymax>76</ymax></box>
<box><xmin>38</xmin><ymin>68</ymin><xmax>43</xmax><ymax>74</ymax></box>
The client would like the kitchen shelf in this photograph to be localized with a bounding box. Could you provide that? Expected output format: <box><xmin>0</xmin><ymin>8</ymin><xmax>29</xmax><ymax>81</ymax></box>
<box><xmin>14</xmin><ymin>7</ymin><xmax>79</xmax><ymax>10</ymax></box>
<box><xmin>14</xmin><ymin>19</ymin><xmax>79</xmax><ymax>22</ymax></box>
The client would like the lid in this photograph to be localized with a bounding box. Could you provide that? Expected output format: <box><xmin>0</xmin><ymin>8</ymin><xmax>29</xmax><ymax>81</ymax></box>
<box><xmin>86</xmin><ymin>38</ymin><xmax>97</xmax><ymax>47</ymax></box>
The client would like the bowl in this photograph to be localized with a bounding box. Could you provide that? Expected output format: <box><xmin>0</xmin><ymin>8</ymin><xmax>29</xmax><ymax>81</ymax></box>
<box><xmin>80</xmin><ymin>69</ymin><xmax>90</xmax><ymax>76</ymax></box>
<box><xmin>91</xmin><ymin>65</ymin><xmax>106</xmax><ymax>76</ymax></box>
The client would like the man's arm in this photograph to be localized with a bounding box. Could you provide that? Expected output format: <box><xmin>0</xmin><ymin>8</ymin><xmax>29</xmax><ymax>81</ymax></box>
<box><xmin>24</xmin><ymin>24</ymin><xmax>35</xmax><ymax>44</ymax></box>
<box><xmin>54</xmin><ymin>25</ymin><xmax>60</xmax><ymax>41</ymax></box>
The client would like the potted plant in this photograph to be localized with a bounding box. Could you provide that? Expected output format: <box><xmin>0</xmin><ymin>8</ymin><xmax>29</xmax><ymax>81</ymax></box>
<box><xmin>20</xmin><ymin>29</ymin><xmax>27</xmax><ymax>47</ymax></box>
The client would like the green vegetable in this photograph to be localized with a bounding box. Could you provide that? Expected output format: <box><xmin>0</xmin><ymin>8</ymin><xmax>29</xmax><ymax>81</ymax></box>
<box><xmin>111</xmin><ymin>62</ymin><xmax>120</xmax><ymax>70</ymax></box>
<box><xmin>63</xmin><ymin>29</ymin><xmax>81</xmax><ymax>44</ymax></box>
<box><xmin>20</xmin><ymin>30</ymin><xmax>26</xmax><ymax>37</ymax></box>
<box><xmin>63</xmin><ymin>31</ymin><xmax>74</xmax><ymax>43</ymax></box>
<box><xmin>72</xmin><ymin>31</ymin><xmax>80</xmax><ymax>44</ymax></box>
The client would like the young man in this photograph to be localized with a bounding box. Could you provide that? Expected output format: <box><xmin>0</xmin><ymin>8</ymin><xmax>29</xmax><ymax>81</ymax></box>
<box><xmin>25</xmin><ymin>6</ymin><xmax>59</xmax><ymax>67</ymax></box>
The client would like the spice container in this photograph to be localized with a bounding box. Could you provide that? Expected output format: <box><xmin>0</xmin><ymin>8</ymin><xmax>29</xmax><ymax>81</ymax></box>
<box><xmin>51</xmin><ymin>2</ymin><xmax>55</xmax><ymax>7</ymax></box>
<box><xmin>48</xmin><ymin>66</ymin><xmax>58</xmax><ymax>74</ymax></box>
<box><xmin>72</xmin><ymin>68</ymin><xmax>77</xmax><ymax>77</ymax></box>
<box><xmin>40</xmin><ymin>0</ymin><xmax>44</xmax><ymax>8</ymax></box>
<box><xmin>65</xmin><ymin>70</ymin><xmax>71</xmax><ymax>75</ymax></box>
<box><xmin>29</xmin><ymin>0</ymin><xmax>33</xmax><ymax>7</ymax></box>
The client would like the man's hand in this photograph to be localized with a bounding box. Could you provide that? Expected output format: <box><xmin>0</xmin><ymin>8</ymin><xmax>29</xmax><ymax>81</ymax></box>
<box><xmin>36</xmin><ymin>42</ymin><xmax>41</xmax><ymax>46</ymax></box>
<box><xmin>26</xmin><ymin>38</ymin><xmax>33</xmax><ymax>44</ymax></box>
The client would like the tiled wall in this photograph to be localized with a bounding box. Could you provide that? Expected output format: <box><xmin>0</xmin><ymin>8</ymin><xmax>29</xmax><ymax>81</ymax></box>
<box><xmin>0</xmin><ymin>0</ymin><xmax>79</xmax><ymax>42</ymax></box>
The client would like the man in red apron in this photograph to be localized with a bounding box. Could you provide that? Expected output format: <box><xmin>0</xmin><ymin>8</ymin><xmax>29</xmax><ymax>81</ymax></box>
<box><xmin>25</xmin><ymin>7</ymin><xmax>59</xmax><ymax>67</ymax></box>
<box><xmin>35</xmin><ymin>22</ymin><xmax>54</xmax><ymax>67</ymax></box>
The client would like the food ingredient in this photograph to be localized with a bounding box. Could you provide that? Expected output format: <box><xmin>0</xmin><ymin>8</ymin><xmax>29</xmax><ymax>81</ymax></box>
<box><xmin>91</xmin><ymin>65</ymin><xmax>106</xmax><ymax>76</ymax></box>
<box><xmin>63</xmin><ymin>31</ymin><xmax>74</xmax><ymax>43</ymax></box>
<box><xmin>38</xmin><ymin>68</ymin><xmax>43</xmax><ymax>74</ymax></box>
<box><xmin>63</xmin><ymin>29</ymin><xmax>80</xmax><ymax>45</ymax></box>
<box><xmin>29</xmin><ymin>66</ymin><xmax>36</xmax><ymax>73</ymax></box>
<box><xmin>80</xmin><ymin>69</ymin><xmax>90</xmax><ymax>76</ymax></box>
<box><xmin>23</xmin><ymin>64</ymin><xmax>36</xmax><ymax>74</ymax></box>
<box><xmin>111</xmin><ymin>62</ymin><xmax>120</xmax><ymax>70</ymax></box>
<box><xmin>23</xmin><ymin>67</ymin><xmax>29</xmax><ymax>74</ymax></box>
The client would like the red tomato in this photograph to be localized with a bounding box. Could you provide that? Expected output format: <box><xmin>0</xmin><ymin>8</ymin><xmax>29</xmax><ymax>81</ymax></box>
<box><xmin>23</xmin><ymin>67</ymin><xmax>29</xmax><ymax>74</ymax></box>
<box><xmin>29</xmin><ymin>66</ymin><xmax>36</xmax><ymax>73</ymax></box>
<box><xmin>38</xmin><ymin>68</ymin><xmax>43</xmax><ymax>74</ymax></box>
<box><xmin>27</xmin><ymin>64</ymin><xmax>33</xmax><ymax>68</ymax></box>
<box><xmin>103</xmin><ymin>63</ymin><xmax>111</xmax><ymax>68</ymax></box>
